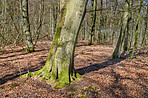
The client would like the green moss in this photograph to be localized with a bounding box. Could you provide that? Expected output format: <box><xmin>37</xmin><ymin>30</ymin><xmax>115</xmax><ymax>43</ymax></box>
<box><xmin>80</xmin><ymin>53</ymin><xmax>89</xmax><ymax>55</ymax></box>
<box><xmin>79</xmin><ymin>95</ymin><xmax>87</xmax><ymax>98</ymax></box>
<box><xmin>54</xmin><ymin>82</ymin><xmax>69</xmax><ymax>89</ymax></box>
<box><xmin>41</xmin><ymin>77</ymin><xmax>46</xmax><ymax>81</ymax></box>
<box><xmin>34</xmin><ymin>66</ymin><xmax>46</xmax><ymax>76</ymax></box>
<box><xmin>50</xmin><ymin>61</ymin><xmax>58</xmax><ymax>83</ymax></box>
<box><xmin>54</xmin><ymin>83</ymin><xmax>65</xmax><ymax>89</ymax></box>
<box><xmin>71</xmin><ymin>80</ymin><xmax>77</xmax><ymax>84</ymax></box>
<box><xmin>76</xmin><ymin>72</ymin><xmax>83</xmax><ymax>78</ymax></box>
<box><xmin>10</xmin><ymin>83</ymin><xmax>20</xmax><ymax>88</ymax></box>
<box><xmin>25</xmin><ymin>47</ymin><xmax>34</xmax><ymax>53</ymax></box>
<box><xmin>68</xmin><ymin>93</ymin><xmax>75</xmax><ymax>97</ymax></box>
<box><xmin>0</xmin><ymin>86</ymin><xmax>5</xmax><ymax>89</ymax></box>
<box><xmin>63</xmin><ymin>8</ymin><xmax>67</xmax><ymax>18</ymax></box>
<box><xmin>43</xmin><ymin>72</ymin><xmax>51</xmax><ymax>79</ymax></box>
<box><xmin>54</xmin><ymin>61</ymin><xmax>70</xmax><ymax>89</ymax></box>
<box><xmin>58</xmin><ymin>66</ymin><xmax>69</xmax><ymax>85</ymax></box>
<box><xmin>21</xmin><ymin>73</ymin><xmax>27</xmax><ymax>77</ymax></box>
<box><xmin>28</xmin><ymin>72</ymin><xmax>33</xmax><ymax>77</ymax></box>
<box><xmin>21</xmin><ymin>72</ymin><xmax>33</xmax><ymax>78</ymax></box>
<box><xmin>85</xmin><ymin>86</ymin><xmax>95</xmax><ymax>91</ymax></box>
<box><xmin>67</xmin><ymin>88</ymin><xmax>77</xmax><ymax>92</ymax></box>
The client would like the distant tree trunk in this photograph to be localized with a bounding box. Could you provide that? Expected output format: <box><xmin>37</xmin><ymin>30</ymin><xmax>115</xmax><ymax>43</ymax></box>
<box><xmin>112</xmin><ymin>19</ymin><xmax>123</xmax><ymax>58</ymax></box>
<box><xmin>89</xmin><ymin>0</ymin><xmax>97</xmax><ymax>45</ymax></box>
<box><xmin>123</xmin><ymin>0</ymin><xmax>133</xmax><ymax>51</ymax></box>
<box><xmin>34</xmin><ymin>0</ymin><xmax>88</xmax><ymax>89</ymax></box>
<box><xmin>120</xmin><ymin>1</ymin><xmax>129</xmax><ymax>49</ymax></box>
<box><xmin>97</xmin><ymin>0</ymin><xmax>103</xmax><ymax>44</ymax></box>
<box><xmin>52</xmin><ymin>1</ymin><xmax>58</xmax><ymax>36</ymax></box>
<box><xmin>112</xmin><ymin>1</ymin><xmax>129</xmax><ymax>58</ymax></box>
<box><xmin>130</xmin><ymin>0</ymin><xmax>143</xmax><ymax>59</ymax></box>
<box><xmin>128</xmin><ymin>25</ymin><xmax>134</xmax><ymax>50</ymax></box>
<box><xmin>49</xmin><ymin>7</ymin><xmax>53</xmax><ymax>39</ymax></box>
<box><xmin>34</xmin><ymin>0</ymin><xmax>44</xmax><ymax>46</ymax></box>
<box><xmin>141</xmin><ymin>4</ymin><xmax>148</xmax><ymax>46</ymax></box>
<box><xmin>21</xmin><ymin>0</ymin><xmax>34</xmax><ymax>52</ymax></box>
<box><xmin>84</xmin><ymin>14</ymin><xmax>89</xmax><ymax>40</ymax></box>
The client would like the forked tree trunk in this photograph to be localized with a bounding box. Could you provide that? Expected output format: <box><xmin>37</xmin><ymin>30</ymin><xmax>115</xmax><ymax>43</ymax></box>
<box><xmin>21</xmin><ymin>0</ymin><xmax>34</xmax><ymax>52</ymax></box>
<box><xmin>34</xmin><ymin>0</ymin><xmax>88</xmax><ymax>89</ymax></box>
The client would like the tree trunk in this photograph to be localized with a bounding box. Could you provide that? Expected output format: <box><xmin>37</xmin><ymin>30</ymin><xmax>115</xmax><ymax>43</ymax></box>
<box><xmin>123</xmin><ymin>0</ymin><xmax>133</xmax><ymax>51</ymax></box>
<box><xmin>51</xmin><ymin>2</ymin><xmax>58</xmax><ymax>36</ymax></box>
<box><xmin>34</xmin><ymin>0</ymin><xmax>88</xmax><ymax>89</ymax></box>
<box><xmin>88</xmin><ymin>0</ymin><xmax>97</xmax><ymax>45</ymax></box>
<box><xmin>34</xmin><ymin>0</ymin><xmax>44</xmax><ymax>46</ymax></box>
<box><xmin>21</xmin><ymin>0</ymin><xmax>34</xmax><ymax>52</ymax></box>
<box><xmin>141</xmin><ymin>4</ymin><xmax>148</xmax><ymax>47</ymax></box>
<box><xmin>112</xmin><ymin>19</ymin><xmax>123</xmax><ymax>58</ymax></box>
<box><xmin>97</xmin><ymin>0</ymin><xmax>103</xmax><ymax>44</ymax></box>
<box><xmin>130</xmin><ymin>0</ymin><xmax>143</xmax><ymax>59</ymax></box>
<box><xmin>112</xmin><ymin>1</ymin><xmax>129</xmax><ymax>58</ymax></box>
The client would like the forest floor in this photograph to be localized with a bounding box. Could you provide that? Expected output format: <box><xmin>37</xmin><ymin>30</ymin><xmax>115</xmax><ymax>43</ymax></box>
<box><xmin>0</xmin><ymin>40</ymin><xmax>148</xmax><ymax>98</ymax></box>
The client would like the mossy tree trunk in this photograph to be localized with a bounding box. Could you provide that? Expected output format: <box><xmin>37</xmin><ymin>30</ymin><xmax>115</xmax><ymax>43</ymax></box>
<box><xmin>21</xmin><ymin>0</ymin><xmax>34</xmax><ymax>52</ymax></box>
<box><xmin>130</xmin><ymin>0</ymin><xmax>143</xmax><ymax>59</ymax></box>
<box><xmin>88</xmin><ymin>0</ymin><xmax>97</xmax><ymax>45</ymax></box>
<box><xmin>34</xmin><ymin>0</ymin><xmax>88</xmax><ymax>89</ymax></box>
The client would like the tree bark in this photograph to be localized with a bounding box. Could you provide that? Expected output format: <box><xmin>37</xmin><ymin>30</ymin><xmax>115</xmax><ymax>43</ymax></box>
<box><xmin>112</xmin><ymin>1</ymin><xmax>129</xmax><ymax>58</ymax></box>
<box><xmin>130</xmin><ymin>0</ymin><xmax>143</xmax><ymax>59</ymax></box>
<box><xmin>21</xmin><ymin>0</ymin><xmax>34</xmax><ymax>52</ymax></box>
<box><xmin>34</xmin><ymin>0</ymin><xmax>88</xmax><ymax>89</ymax></box>
<box><xmin>34</xmin><ymin>0</ymin><xmax>44</xmax><ymax>46</ymax></box>
<box><xmin>89</xmin><ymin>0</ymin><xmax>97</xmax><ymax>45</ymax></box>
<box><xmin>123</xmin><ymin>0</ymin><xmax>133</xmax><ymax>51</ymax></box>
<box><xmin>97</xmin><ymin>0</ymin><xmax>103</xmax><ymax>44</ymax></box>
<box><xmin>141</xmin><ymin>4</ymin><xmax>148</xmax><ymax>46</ymax></box>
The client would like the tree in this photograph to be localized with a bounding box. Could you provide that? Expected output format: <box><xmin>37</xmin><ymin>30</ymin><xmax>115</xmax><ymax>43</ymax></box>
<box><xmin>31</xmin><ymin>0</ymin><xmax>88</xmax><ymax>89</ymax></box>
<box><xmin>141</xmin><ymin>4</ymin><xmax>148</xmax><ymax>46</ymax></box>
<box><xmin>21</xmin><ymin>0</ymin><xmax>34</xmax><ymax>52</ymax></box>
<box><xmin>123</xmin><ymin>0</ymin><xmax>133</xmax><ymax>51</ymax></box>
<box><xmin>51</xmin><ymin>0</ymin><xmax>58</xmax><ymax>37</ymax></box>
<box><xmin>130</xmin><ymin>0</ymin><xmax>143</xmax><ymax>58</ymax></box>
<box><xmin>112</xmin><ymin>0</ymin><xmax>129</xmax><ymax>58</ymax></box>
<box><xmin>88</xmin><ymin>0</ymin><xmax>97</xmax><ymax>45</ymax></box>
<box><xmin>34</xmin><ymin>0</ymin><xmax>45</xmax><ymax>46</ymax></box>
<box><xmin>97</xmin><ymin>0</ymin><xmax>103</xmax><ymax>44</ymax></box>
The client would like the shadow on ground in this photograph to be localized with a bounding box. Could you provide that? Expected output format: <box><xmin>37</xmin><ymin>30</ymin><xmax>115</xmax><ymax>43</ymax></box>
<box><xmin>76</xmin><ymin>50</ymin><xmax>132</xmax><ymax>75</ymax></box>
<box><xmin>0</xmin><ymin>61</ymin><xmax>45</xmax><ymax>85</ymax></box>
<box><xmin>76</xmin><ymin>58</ymin><xmax>125</xmax><ymax>75</ymax></box>
<box><xmin>0</xmin><ymin>49</ymin><xmax>49</xmax><ymax>60</ymax></box>
<box><xmin>0</xmin><ymin>49</ymin><xmax>142</xmax><ymax>86</ymax></box>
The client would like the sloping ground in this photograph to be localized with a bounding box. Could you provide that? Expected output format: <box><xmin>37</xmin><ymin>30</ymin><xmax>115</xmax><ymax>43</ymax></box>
<box><xmin>0</xmin><ymin>41</ymin><xmax>148</xmax><ymax>98</ymax></box>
